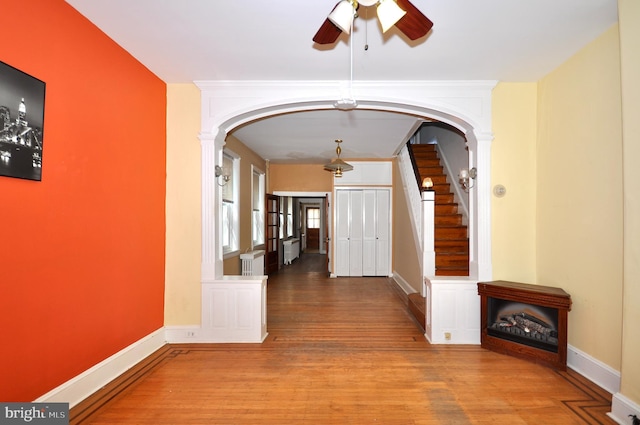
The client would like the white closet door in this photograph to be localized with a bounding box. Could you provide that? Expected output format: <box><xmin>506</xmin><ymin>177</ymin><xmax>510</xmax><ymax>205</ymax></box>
<box><xmin>334</xmin><ymin>189</ymin><xmax>390</xmax><ymax>277</ymax></box>
<box><xmin>348</xmin><ymin>191</ymin><xmax>364</xmax><ymax>276</ymax></box>
<box><xmin>375</xmin><ymin>189</ymin><xmax>391</xmax><ymax>276</ymax></box>
<box><xmin>362</xmin><ymin>190</ymin><xmax>377</xmax><ymax>276</ymax></box>
<box><xmin>335</xmin><ymin>190</ymin><xmax>351</xmax><ymax>276</ymax></box>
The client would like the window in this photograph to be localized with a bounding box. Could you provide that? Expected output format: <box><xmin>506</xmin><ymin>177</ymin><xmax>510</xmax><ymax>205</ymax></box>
<box><xmin>252</xmin><ymin>166</ymin><xmax>265</xmax><ymax>247</ymax></box>
<box><xmin>279</xmin><ymin>197</ymin><xmax>284</xmax><ymax>240</ymax></box>
<box><xmin>307</xmin><ymin>208</ymin><xmax>320</xmax><ymax>229</ymax></box>
<box><xmin>278</xmin><ymin>197</ymin><xmax>293</xmax><ymax>239</ymax></box>
<box><xmin>221</xmin><ymin>151</ymin><xmax>240</xmax><ymax>254</ymax></box>
<box><xmin>286</xmin><ymin>197</ymin><xmax>293</xmax><ymax>237</ymax></box>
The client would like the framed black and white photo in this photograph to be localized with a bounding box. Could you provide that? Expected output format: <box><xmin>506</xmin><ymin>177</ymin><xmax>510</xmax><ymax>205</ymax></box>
<box><xmin>0</xmin><ymin>61</ymin><xmax>46</xmax><ymax>181</ymax></box>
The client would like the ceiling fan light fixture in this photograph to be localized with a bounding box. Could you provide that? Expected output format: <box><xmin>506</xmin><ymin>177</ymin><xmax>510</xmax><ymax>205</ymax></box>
<box><xmin>328</xmin><ymin>0</ymin><xmax>357</xmax><ymax>34</ymax></box>
<box><xmin>377</xmin><ymin>0</ymin><xmax>406</xmax><ymax>33</ymax></box>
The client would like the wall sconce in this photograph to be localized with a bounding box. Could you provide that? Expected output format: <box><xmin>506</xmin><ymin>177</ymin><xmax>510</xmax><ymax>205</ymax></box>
<box><xmin>421</xmin><ymin>177</ymin><xmax>434</xmax><ymax>191</ymax></box>
<box><xmin>459</xmin><ymin>167</ymin><xmax>477</xmax><ymax>191</ymax></box>
<box><xmin>215</xmin><ymin>165</ymin><xmax>230</xmax><ymax>187</ymax></box>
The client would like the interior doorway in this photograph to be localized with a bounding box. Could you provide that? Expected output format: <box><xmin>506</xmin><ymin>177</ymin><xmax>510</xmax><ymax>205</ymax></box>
<box><xmin>305</xmin><ymin>207</ymin><xmax>321</xmax><ymax>253</ymax></box>
<box><xmin>275</xmin><ymin>192</ymin><xmax>330</xmax><ymax>275</ymax></box>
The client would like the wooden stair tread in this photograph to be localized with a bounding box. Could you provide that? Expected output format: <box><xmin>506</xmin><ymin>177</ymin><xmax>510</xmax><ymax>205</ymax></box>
<box><xmin>410</xmin><ymin>142</ymin><xmax>470</xmax><ymax>277</ymax></box>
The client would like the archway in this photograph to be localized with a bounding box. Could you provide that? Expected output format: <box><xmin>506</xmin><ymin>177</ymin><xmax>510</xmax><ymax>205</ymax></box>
<box><xmin>196</xmin><ymin>80</ymin><xmax>496</xmax><ymax>283</ymax></box>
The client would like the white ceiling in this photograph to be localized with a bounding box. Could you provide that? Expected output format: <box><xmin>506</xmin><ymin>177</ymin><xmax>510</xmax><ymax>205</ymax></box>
<box><xmin>65</xmin><ymin>0</ymin><xmax>618</xmax><ymax>163</ymax></box>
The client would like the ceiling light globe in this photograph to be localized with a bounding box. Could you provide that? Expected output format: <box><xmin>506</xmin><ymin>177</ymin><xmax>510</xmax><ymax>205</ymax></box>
<box><xmin>328</xmin><ymin>0</ymin><xmax>356</xmax><ymax>34</ymax></box>
<box><xmin>377</xmin><ymin>0</ymin><xmax>407</xmax><ymax>33</ymax></box>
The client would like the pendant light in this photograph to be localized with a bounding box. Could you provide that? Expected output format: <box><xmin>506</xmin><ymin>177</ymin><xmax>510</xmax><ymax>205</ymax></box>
<box><xmin>324</xmin><ymin>139</ymin><xmax>354</xmax><ymax>177</ymax></box>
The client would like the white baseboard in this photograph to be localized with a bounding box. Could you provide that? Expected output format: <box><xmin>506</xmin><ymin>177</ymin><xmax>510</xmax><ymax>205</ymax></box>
<box><xmin>567</xmin><ymin>344</ymin><xmax>621</xmax><ymax>395</ymax></box>
<box><xmin>609</xmin><ymin>392</ymin><xmax>640</xmax><ymax>425</ymax></box>
<box><xmin>165</xmin><ymin>325</ymin><xmax>205</xmax><ymax>343</ymax></box>
<box><xmin>35</xmin><ymin>328</ymin><xmax>166</xmax><ymax>408</ymax></box>
<box><xmin>392</xmin><ymin>271</ymin><xmax>417</xmax><ymax>295</ymax></box>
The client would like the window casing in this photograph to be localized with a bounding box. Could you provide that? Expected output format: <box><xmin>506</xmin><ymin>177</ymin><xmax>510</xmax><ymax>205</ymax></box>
<box><xmin>252</xmin><ymin>166</ymin><xmax>265</xmax><ymax>248</ymax></box>
<box><xmin>221</xmin><ymin>151</ymin><xmax>240</xmax><ymax>255</ymax></box>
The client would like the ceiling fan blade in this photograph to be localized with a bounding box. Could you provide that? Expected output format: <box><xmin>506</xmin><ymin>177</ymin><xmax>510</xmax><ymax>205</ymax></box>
<box><xmin>394</xmin><ymin>0</ymin><xmax>434</xmax><ymax>40</ymax></box>
<box><xmin>313</xmin><ymin>17</ymin><xmax>343</xmax><ymax>44</ymax></box>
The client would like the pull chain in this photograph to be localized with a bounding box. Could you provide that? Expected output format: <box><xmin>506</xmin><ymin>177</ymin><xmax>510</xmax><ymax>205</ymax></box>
<box><xmin>364</xmin><ymin>7</ymin><xmax>369</xmax><ymax>50</ymax></box>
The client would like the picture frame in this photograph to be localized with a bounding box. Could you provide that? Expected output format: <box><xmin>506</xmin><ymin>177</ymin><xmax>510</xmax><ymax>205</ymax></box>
<box><xmin>0</xmin><ymin>60</ymin><xmax>46</xmax><ymax>181</ymax></box>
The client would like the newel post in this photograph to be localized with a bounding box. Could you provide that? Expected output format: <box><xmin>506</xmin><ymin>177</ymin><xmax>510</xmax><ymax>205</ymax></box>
<box><xmin>422</xmin><ymin>189</ymin><xmax>436</xmax><ymax>277</ymax></box>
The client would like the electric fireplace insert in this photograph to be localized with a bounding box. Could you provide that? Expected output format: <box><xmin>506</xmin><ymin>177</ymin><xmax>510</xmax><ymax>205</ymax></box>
<box><xmin>478</xmin><ymin>280</ymin><xmax>572</xmax><ymax>370</ymax></box>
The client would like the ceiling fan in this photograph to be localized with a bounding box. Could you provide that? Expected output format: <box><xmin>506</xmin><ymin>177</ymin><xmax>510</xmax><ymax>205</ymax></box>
<box><xmin>313</xmin><ymin>0</ymin><xmax>433</xmax><ymax>45</ymax></box>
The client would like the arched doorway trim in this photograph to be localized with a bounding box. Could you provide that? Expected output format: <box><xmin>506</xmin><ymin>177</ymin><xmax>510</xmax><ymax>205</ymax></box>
<box><xmin>196</xmin><ymin>80</ymin><xmax>496</xmax><ymax>281</ymax></box>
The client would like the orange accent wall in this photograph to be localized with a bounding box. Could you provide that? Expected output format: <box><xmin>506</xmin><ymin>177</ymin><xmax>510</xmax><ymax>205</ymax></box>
<box><xmin>0</xmin><ymin>1</ymin><xmax>166</xmax><ymax>401</ymax></box>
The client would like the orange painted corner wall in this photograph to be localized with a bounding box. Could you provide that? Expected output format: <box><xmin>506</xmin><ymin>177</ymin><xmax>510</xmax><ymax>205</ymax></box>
<box><xmin>0</xmin><ymin>1</ymin><xmax>166</xmax><ymax>401</ymax></box>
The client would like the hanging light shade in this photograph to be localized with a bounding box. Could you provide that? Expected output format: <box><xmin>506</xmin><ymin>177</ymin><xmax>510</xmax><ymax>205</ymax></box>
<box><xmin>377</xmin><ymin>0</ymin><xmax>407</xmax><ymax>32</ymax></box>
<box><xmin>328</xmin><ymin>0</ymin><xmax>357</xmax><ymax>34</ymax></box>
<box><xmin>324</xmin><ymin>139</ymin><xmax>354</xmax><ymax>177</ymax></box>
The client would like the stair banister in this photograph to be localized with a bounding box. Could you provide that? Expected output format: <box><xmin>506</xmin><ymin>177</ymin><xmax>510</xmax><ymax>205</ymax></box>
<box><xmin>397</xmin><ymin>144</ymin><xmax>436</xmax><ymax>281</ymax></box>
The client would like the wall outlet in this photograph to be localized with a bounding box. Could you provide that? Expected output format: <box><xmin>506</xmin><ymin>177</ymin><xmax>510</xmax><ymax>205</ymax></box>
<box><xmin>444</xmin><ymin>332</ymin><xmax>451</xmax><ymax>341</ymax></box>
<box><xmin>186</xmin><ymin>330</ymin><xmax>196</xmax><ymax>338</ymax></box>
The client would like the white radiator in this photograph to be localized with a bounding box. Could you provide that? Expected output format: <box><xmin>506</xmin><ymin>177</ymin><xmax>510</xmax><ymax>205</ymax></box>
<box><xmin>283</xmin><ymin>238</ymin><xmax>300</xmax><ymax>265</ymax></box>
<box><xmin>240</xmin><ymin>250</ymin><xmax>265</xmax><ymax>276</ymax></box>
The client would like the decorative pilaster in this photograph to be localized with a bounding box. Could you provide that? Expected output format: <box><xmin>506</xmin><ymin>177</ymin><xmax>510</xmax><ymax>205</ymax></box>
<box><xmin>474</xmin><ymin>132</ymin><xmax>494</xmax><ymax>281</ymax></box>
<box><xmin>200</xmin><ymin>130</ymin><xmax>225</xmax><ymax>281</ymax></box>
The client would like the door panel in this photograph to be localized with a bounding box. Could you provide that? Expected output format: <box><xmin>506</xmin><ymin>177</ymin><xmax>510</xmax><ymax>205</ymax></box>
<box><xmin>375</xmin><ymin>189</ymin><xmax>390</xmax><ymax>276</ymax></box>
<box><xmin>307</xmin><ymin>228</ymin><xmax>320</xmax><ymax>250</ymax></box>
<box><xmin>348</xmin><ymin>191</ymin><xmax>363</xmax><ymax>277</ymax></box>
<box><xmin>265</xmin><ymin>194</ymin><xmax>279</xmax><ymax>274</ymax></box>
<box><xmin>362</xmin><ymin>190</ymin><xmax>377</xmax><ymax>276</ymax></box>
<box><xmin>306</xmin><ymin>207</ymin><xmax>320</xmax><ymax>251</ymax></box>
<box><xmin>335</xmin><ymin>190</ymin><xmax>350</xmax><ymax>276</ymax></box>
<box><xmin>324</xmin><ymin>197</ymin><xmax>330</xmax><ymax>274</ymax></box>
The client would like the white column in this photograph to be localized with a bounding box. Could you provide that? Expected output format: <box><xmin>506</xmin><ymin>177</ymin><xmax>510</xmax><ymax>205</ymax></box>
<box><xmin>474</xmin><ymin>133</ymin><xmax>493</xmax><ymax>281</ymax></box>
<box><xmin>200</xmin><ymin>130</ymin><xmax>225</xmax><ymax>281</ymax></box>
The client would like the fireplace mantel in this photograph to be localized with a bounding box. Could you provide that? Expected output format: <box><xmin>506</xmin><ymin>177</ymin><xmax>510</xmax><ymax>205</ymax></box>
<box><xmin>478</xmin><ymin>280</ymin><xmax>572</xmax><ymax>370</ymax></box>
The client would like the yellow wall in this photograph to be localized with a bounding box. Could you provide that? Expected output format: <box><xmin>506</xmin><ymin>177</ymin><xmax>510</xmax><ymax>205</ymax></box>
<box><xmin>162</xmin><ymin>19</ymin><xmax>640</xmax><ymax>405</ymax></box>
<box><xmin>269</xmin><ymin>164</ymin><xmax>333</xmax><ymax>193</ymax></box>
<box><xmin>619</xmin><ymin>0</ymin><xmax>640</xmax><ymax>404</ymax></box>
<box><xmin>392</xmin><ymin>160</ymin><xmax>422</xmax><ymax>292</ymax></box>
<box><xmin>165</xmin><ymin>84</ymin><xmax>202</xmax><ymax>325</ymax></box>
<box><xmin>223</xmin><ymin>135</ymin><xmax>267</xmax><ymax>275</ymax></box>
<box><xmin>491</xmin><ymin>83</ymin><xmax>538</xmax><ymax>283</ymax></box>
<box><xmin>536</xmin><ymin>25</ymin><xmax>623</xmax><ymax>369</ymax></box>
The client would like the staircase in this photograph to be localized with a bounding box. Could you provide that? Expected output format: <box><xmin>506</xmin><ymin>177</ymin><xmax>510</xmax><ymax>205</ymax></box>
<box><xmin>410</xmin><ymin>143</ymin><xmax>469</xmax><ymax>277</ymax></box>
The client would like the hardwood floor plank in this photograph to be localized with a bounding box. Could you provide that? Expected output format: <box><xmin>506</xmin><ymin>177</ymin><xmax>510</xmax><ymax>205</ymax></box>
<box><xmin>72</xmin><ymin>253</ymin><xmax>615</xmax><ymax>424</ymax></box>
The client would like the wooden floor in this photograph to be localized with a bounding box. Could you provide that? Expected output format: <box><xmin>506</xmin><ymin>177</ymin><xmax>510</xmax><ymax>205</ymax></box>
<box><xmin>71</xmin><ymin>253</ymin><xmax>615</xmax><ymax>424</ymax></box>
